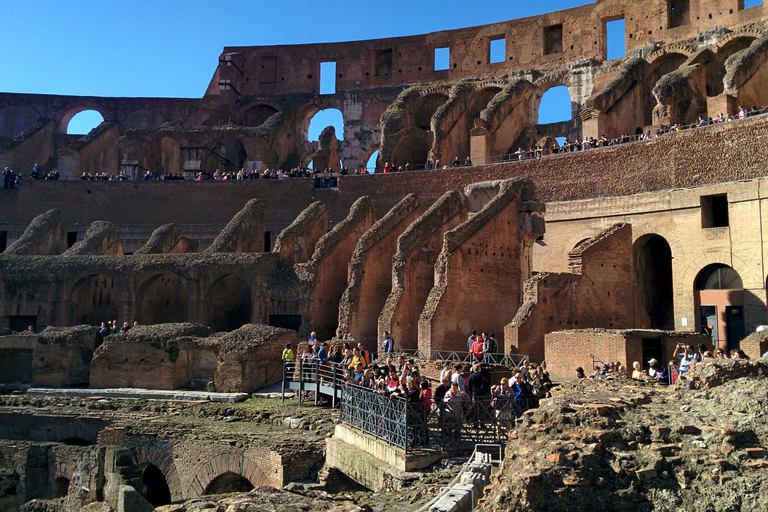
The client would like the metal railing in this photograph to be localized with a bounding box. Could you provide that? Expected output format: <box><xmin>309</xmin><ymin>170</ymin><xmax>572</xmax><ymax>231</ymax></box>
<box><xmin>388</xmin><ymin>349</ymin><xmax>529</xmax><ymax>368</ymax></box>
<box><xmin>339</xmin><ymin>383</ymin><xmax>539</xmax><ymax>452</ymax></box>
<box><xmin>415</xmin><ymin>443</ymin><xmax>503</xmax><ymax>512</ymax></box>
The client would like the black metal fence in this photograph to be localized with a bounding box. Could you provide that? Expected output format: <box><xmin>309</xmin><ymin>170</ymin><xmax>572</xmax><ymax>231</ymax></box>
<box><xmin>339</xmin><ymin>383</ymin><xmax>539</xmax><ymax>451</ymax></box>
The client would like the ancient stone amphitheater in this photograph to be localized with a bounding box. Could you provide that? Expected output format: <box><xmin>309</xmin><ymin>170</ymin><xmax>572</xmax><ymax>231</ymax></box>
<box><xmin>2</xmin><ymin>0</ymin><xmax>768</xmax><ymax>509</ymax></box>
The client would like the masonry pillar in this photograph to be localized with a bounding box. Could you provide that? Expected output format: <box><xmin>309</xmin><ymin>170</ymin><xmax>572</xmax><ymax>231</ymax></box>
<box><xmin>579</xmin><ymin>108</ymin><xmax>604</xmax><ymax>140</ymax></box>
<box><xmin>469</xmin><ymin>120</ymin><xmax>490</xmax><ymax>165</ymax></box>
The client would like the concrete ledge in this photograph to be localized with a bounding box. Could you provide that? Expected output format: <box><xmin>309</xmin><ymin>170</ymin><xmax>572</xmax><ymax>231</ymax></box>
<box><xmin>26</xmin><ymin>388</ymin><xmax>249</xmax><ymax>403</ymax></box>
<box><xmin>326</xmin><ymin>424</ymin><xmax>443</xmax><ymax>491</ymax></box>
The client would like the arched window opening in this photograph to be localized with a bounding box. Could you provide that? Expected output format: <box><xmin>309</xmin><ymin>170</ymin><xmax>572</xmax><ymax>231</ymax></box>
<box><xmin>537</xmin><ymin>86</ymin><xmax>571</xmax><ymax>124</ymax></box>
<box><xmin>695</xmin><ymin>264</ymin><xmax>743</xmax><ymax>290</ymax></box>
<box><xmin>203</xmin><ymin>472</ymin><xmax>254</xmax><ymax>495</ymax></box>
<box><xmin>67</xmin><ymin>110</ymin><xmax>104</xmax><ymax>135</ymax></box>
<box><xmin>308</xmin><ymin>109</ymin><xmax>344</xmax><ymax>142</ymax></box>
<box><xmin>366</xmin><ymin>150</ymin><xmax>379</xmax><ymax>173</ymax></box>
<box><xmin>142</xmin><ymin>464</ymin><xmax>172</xmax><ymax>507</ymax></box>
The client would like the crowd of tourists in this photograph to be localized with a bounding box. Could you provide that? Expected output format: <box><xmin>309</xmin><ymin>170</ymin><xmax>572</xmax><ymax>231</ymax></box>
<box><xmin>580</xmin><ymin>340</ymin><xmax>752</xmax><ymax>385</ymax></box>
<box><xmin>282</xmin><ymin>328</ymin><xmax>551</xmax><ymax>444</ymax></box>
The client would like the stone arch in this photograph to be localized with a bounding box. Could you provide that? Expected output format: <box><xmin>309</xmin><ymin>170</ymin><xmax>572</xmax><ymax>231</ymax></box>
<box><xmin>190</xmin><ymin>453</ymin><xmax>272</xmax><ymax>498</ymax></box>
<box><xmin>135</xmin><ymin>272</ymin><xmax>189</xmax><ymax>325</ymax></box>
<box><xmin>643</xmin><ymin>51</ymin><xmax>690</xmax><ymax>125</ymax></box>
<box><xmin>69</xmin><ymin>274</ymin><xmax>119</xmax><ymax>327</ymax></box>
<box><xmin>534</xmin><ymin>82</ymin><xmax>573</xmax><ymax>124</ymax></box>
<box><xmin>468</xmin><ymin>87</ymin><xmax>503</xmax><ymax>124</ymax></box>
<box><xmin>681</xmin><ymin>252</ymin><xmax>750</xmax><ymax>291</ymax></box>
<box><xmin>362</xmin><ymin>144</ymin><xmax>380</xmax><ymax>171</ymax></box>
<box><xmin>693</xmin><ymin>263</ymin><xmax>746</xmax><ymax>350</ymax></box>
<box><xmin>122</xmin><ymin>109</ymin><xmax>168</xmax><ymax>129</ymax></box>
<box><xmin>183</xmin><ymin>109</ymin><xmax>214</xmax><ymax>127</ymax></box>
<box><xmin>633</xmin><ymin>234</ymin><xmax>674</xmax><ymax>329</ymax></box>
<box><xmin>242</xmin><ymin>104</ymin><xmax>279</xmax><ymax>127</ymax></box>
<box><xmin>713</xmin><ymin>29</ymin><xmax>763</xmax><ymax>52</ymax></box>
<box><xmin>0</xmin><ymin>105</ymin><xmax>43</xmax><ymax>138</ymax></box>
<box><xmin>390</xmin><ymin>129</ymin><xmax>432</xmax><ymax>168</ymax></box>
<box><xmin>132</xmin><ymin>444</ymin><xmax>183</xmax><ymax>503</ymax></box>
<box><xmin>646</xmin><ymin>46</ymin><xmax>694</xmax><ymax>67</ymax></box>
<box><xmin>708</xmin><ymin>35</ymin><xmax>757</xmax><ymax>97</ymax></box>
<box><xmin>414</xmin><ymin>92</ymin><xmax>450</xmax><ymax>131</ymax></box>
<box><xmin>57</xmin><ymin>102</ymin><xmax>112</xmax><ymax>134</ymax></box>
<box><xmin>299</xmin><ymin>98</ymin><xmax>344</xmax><ymax>142</ymax></box>
<box><xmin>205</xmin><ymin>273</ymin><xmax>252</xmax><ymax>332</ymax></box>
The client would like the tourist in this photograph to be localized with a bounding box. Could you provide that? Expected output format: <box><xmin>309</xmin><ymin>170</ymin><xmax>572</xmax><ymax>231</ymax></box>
<box><xmin>451</xmin><ymin>364</ymin><xmax>466</xmax><ymax>393</ymax></box>
<box><xmin>381</xmin><ymin>331</ymin><xmax>394</xmax><ymax>353</ymax></box>
<box><xmin>631</xmin><ymin>361</ymin><xmax>645</xmax><ymax>380</ymax></box>
<box><xmin>281</xmin><ymin>343</ymin><xmax>294</xmax><ymax>362</ymax></box>
<box><xmin>575</xmin><ymin>367</ymin><xmax>586</xmax><ymax>379</ymax></box>
<box><xmin>467</xmin><ymin>330</ymin><xmax>477</xmax><ymax>354</ymax></box>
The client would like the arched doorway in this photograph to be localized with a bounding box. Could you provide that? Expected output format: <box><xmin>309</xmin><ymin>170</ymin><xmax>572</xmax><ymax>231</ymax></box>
<box><xmin>694</xmin><ymin>264</ymin><xmax>744</xmax><ymax>351</ymax></box>
<box><xmin>70</xmin><ymin>275</ymin><xmax>119</xmax><ymax>327</ymax></box>
<box><xmin>136</xmin><ymin>273</ymin><xmax>189</xmax><ymax>325</ymax></box>
<box><xmin>203</xmin><ymin>472</ymin><xmax>254</xmax><ymax>495</ymax></box>
<box><xmin>206</xmin><ymin>274</ymin><xmax>251</xmax><ymax>332</ymax></box>
<box><xmin>634</xmin><ymin>235</ymin><xmax>674</xmax><ymax>329</ymax></box>
<box><xmin>142</xmin><ymin>464</ymin><xmax>172</xmax><ymax>507</ymax></box>
<box><xmin>414</xmin><ymin>93</ymin><xmax>449</xmax><ymax>130</ymax></box>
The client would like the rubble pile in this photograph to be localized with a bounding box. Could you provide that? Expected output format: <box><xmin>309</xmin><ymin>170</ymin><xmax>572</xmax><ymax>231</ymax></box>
<box><xmin>480</xmin><ymin>359</ymin><xmax>768</xmax><ymax>512</ymax></box>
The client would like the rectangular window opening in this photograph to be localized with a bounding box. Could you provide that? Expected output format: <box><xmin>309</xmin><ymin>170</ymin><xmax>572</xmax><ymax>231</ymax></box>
<box><xmin>0</xmin><ymin>231</ymin><xmax>6</xmax><ymax>253</ymax></box>
<box><xmin>701</xmin><ymin>194</ymin><xmax>729</xmax><ymax>228</ymax></box>
<box><xmin>744</xmin><ymin>0</ymin><xmax>763</xmax><ymax>8</ymax></box>
<box><xmin>489</xmin><ymin>38</ymin><xmax>505</xmax><ymax>63</ymax></box>
<box><xmin>375</xmin><ymin>49</ymin><xmax>393</xmax><ymax>76</ymax></box>
<box><xmin>668</xmin><ymin>0</ymin><xmax>690</xmax><ymax>27</ymax></box>
<box><xmin>605</xmin><ymin>18</ymin><xmax>626</xmax><ymax>60</ymax></box>
<box><xmin>544</xmin><ymin>24</ymin><xmax>564</xmax><ymax>55</ymax></box>
<box><xmin>434</xmin><ymin>47</ymin><xmax>449</xmax><ymax>71</ymax></box>
<box><xmin>259</xmin><ymin>56</ymin><xmax>278</xmax><ymax>84</ymax></box>
<box><xmin>67</xmin><ymin>231</ymin><xmax>78</xmax><ymax>248</ymax></box>
<box><xmin>319</xmin><ymin>61</ymin><xmax>336</xmax><ymax>95</ymax></box>
<box><xmin>264</xmin><ymin>230</ymin><xmax>272</xmax><ymax>253</ymax></box>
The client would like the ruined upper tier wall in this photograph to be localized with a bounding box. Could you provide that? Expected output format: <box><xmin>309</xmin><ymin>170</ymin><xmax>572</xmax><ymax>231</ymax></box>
<box><xmin>216</xmin><ymin>0</ymin><xmax>764</xmax><ymax>96</ymax></box>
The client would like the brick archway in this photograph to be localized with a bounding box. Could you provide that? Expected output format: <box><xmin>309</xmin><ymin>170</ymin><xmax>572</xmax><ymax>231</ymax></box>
<box><xmin>190</xmin><ymin>453</ymin><xmax>272</xmax><ymax>498</ymax></box>
<box><xmin>56</xmin><ymin>102</ymin><xmax>113</xmax><ymax>134</ymax></box>
<box><xmin>132</xmin><ymin>444</ymin><xmax>183</xmax><ymax>502</ymax></box>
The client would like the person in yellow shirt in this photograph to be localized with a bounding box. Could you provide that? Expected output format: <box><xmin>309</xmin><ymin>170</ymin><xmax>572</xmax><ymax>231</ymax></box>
<box><xmin>281</xmin><ymin>343</ymin><xmax>295</xmax><ymax>362</ymax></box>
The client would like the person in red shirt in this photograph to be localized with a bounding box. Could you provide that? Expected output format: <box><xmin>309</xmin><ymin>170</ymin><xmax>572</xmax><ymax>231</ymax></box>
<box><xmin>471</xmin><ymin>336</ymin><xmax>484</xmax><ymax>363</ymax></box>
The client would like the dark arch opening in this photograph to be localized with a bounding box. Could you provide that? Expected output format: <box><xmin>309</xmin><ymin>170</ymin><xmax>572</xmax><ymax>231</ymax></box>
<box><xmin>390</xmin><ymin>134</ymin><xmax>431</xmax><ymax>169</ymax></box>
<box><xmin>136</xmin><ymin>273</ymin><xmax>189</xmax><ymax>325</ymax></box>
<box><xmin>54</xmin><ymin>477</ymin><xmax>70</xmax><ymax>498</ymax></box>
<box><xmin>243</xmin><ymin>105</ymin><xmax>278</xmax><ymax>127</ymax></box>
<box><xmin>70</xmin><ymin>274</ymin><xmax>119</xmax><ymax>327</ymax></box>
<box><xmin>60</xmin><ymin>437</ymin><xmax>93</xmax><ymax>446</ymax></box>
<box><xmin>203</xmin><ymin>472</ymin><xmax>254</xmax><ymax>495</ymax></box>
<box><xmin>206</xmin><ymin>274</ymin><xmax>252</xmax><ymax>332</ymax></box>
<box><xmin>634</xmin><ymin>235</ymin><xmax>674</xmax><ymax>329</ymax></box>
<box><xmin>414</xmin><ymin>94</ymin><xmax>449</xmax><ymax>130</ymax></box>
<box><xmin>142</xmin><ymin>464</ymin><xmax>172</xmax><ymax>507</ymax></box>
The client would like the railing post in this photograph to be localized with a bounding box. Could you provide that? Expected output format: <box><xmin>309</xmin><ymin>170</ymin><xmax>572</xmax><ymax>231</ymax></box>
<box><xmin>315</xmin><ymin>361</ymin><xmax>319</xmax><ymax>406</ymax></box>
<box><xmin>332</xmin><ymin>364</ymin><xmax>338</xmax><ymax>408</ymax></box>
<box><xmin>281</xmin><ymin>361</ymin><xmax>286</xmax><ymax>404</ymax></box>
<box><xmin>298</xmin><ymin>359</ymin><xmax>303</xmax><ymax>405</ymax></box>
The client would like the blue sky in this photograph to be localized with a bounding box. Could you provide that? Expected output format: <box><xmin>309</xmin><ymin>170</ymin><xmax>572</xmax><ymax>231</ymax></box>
<box><xmin>0</xmin><ymin>0</ymin><xmax>621</xmax><ymax>160</ymax></box>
